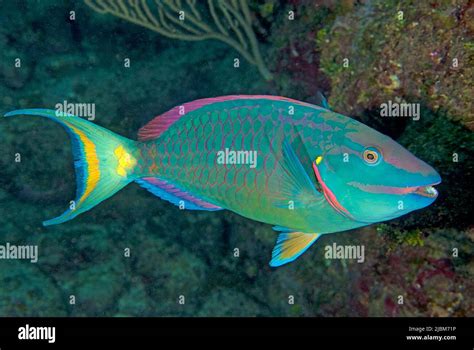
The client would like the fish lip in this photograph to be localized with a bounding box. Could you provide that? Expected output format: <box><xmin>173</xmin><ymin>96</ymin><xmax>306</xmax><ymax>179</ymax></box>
<box><xmin>412</xmin><ymin>181</ymin><xmax>440</xmax><ymax>198</ymax></box>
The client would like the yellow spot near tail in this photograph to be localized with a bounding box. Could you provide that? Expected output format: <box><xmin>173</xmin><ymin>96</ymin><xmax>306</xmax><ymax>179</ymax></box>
<box><xmin>114</xmin><ymin>145</ymin><xmax>137</xmax><ymax>177</ymax></box>
<box><xmin>316</xmin><ymin>156</ymin><xmax>323</xmax><ymax>165</ymax></box>
<box><xmin>67</xmin><ymin>123</ymin><xmax>100</xmax><ymax>205</ymax></box>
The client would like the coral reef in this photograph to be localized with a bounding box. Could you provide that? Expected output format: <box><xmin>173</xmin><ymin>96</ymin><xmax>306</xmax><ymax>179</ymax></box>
<box><xmin>266</xmin><ymin>0</ymin><xmax>333</xmax><ymax>99</ymax></box>
<box><xmin>317</xmin><ymin>0</ymin><xmax>474</xmax><ymax>129</ymax></box>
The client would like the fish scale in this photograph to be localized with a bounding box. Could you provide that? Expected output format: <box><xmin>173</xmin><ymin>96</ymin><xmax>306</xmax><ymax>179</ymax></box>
<box><xmin>137</xmin><ymin>99</ymin><xmax>331</xmax><ymax>230</ymax></box>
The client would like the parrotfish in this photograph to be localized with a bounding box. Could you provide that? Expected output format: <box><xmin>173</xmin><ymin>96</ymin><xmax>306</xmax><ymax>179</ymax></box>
<box><xmin>4</xmin><ymin>95</ymin><xmax>441</xmax><ymax>267</ymax></box>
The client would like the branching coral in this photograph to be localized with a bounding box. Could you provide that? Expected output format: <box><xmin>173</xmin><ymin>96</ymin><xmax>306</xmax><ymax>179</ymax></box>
<box><xmin>85</xmin><ymin>0</ymin><xmax>273</xmax><ymax>80</ymax></box>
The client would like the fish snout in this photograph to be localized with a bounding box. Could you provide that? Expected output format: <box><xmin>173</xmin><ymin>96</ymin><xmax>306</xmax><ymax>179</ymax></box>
<box><xmin>413</xmin><ymin>169</ymin><xmax>441</xmax><ymax>199</ymax></box>
<box><xmin>385</xmin><ymin>143</ymin><xmax>441</xmax><ymax>199</ymax></box>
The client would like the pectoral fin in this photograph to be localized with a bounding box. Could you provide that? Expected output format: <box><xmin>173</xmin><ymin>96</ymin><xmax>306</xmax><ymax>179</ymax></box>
<box><xmin>270</xmin><ymin>231</ymin><xmax>320</xmax><ymax>267</ymax></box>
<box><xmin>271</xmin><ymin>137</ymin><xmax>322</xmax><ymax>209</ymax></box>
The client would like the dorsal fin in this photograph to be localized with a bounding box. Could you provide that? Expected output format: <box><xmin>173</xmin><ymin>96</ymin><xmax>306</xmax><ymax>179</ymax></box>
<box><xmin>137</xmin><ymin>95</ymin><xmax>321</xmax><ymax>141</ymax></box>
<box><xmin>315</xmin><ymin>92</ymin><xmax>331</xmax><ymax>110</ymax></box>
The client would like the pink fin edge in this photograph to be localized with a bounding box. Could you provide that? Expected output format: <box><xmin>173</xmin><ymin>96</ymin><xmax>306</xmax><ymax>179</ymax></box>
<box><xmin>141</xmin><ymin>177</ymin><xmax>222</xmax><ymax>210</ymax></box>
<box><xmin>137</xmin><ymin>95</ymin><xmax>320</xmax><ymax>141</ymax></box>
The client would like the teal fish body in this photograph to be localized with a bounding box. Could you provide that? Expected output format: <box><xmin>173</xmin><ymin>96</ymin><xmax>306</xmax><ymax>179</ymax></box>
<box><xmin>138</xmin><ymin>97</ymin><xmax>349</xmax><ymax>233</ymax></box>
<box><xmin>4</xmin><ymin>95</ymin><xmax>441</xmax><ymax>266</ymax></box>
<box><xmin>137</xmin><ymin>96</ymin><xmax>440</xmax><ymax>232</ymax></box>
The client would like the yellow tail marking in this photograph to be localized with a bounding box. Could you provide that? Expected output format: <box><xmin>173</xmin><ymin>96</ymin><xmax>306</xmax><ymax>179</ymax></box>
<box><xmin>67</xmin><ymin>123</ymin><xmax>100</xmax><ymax>205</ymax></box>
<box><xmin>114</xmin><ymin>145</ymin><xmax>137</xmax><ymax>177</ymax></box>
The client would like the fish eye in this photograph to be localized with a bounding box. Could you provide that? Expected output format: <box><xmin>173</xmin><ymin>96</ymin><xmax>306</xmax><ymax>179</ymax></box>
<box><xmin>363</xmin><ymin>148</ymin><xmax>380</xmax><ymax>164</ymax></box>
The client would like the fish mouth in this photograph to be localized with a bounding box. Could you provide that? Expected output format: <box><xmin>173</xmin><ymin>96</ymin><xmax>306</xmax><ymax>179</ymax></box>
<box><xmin>413</xmin><ymin>183</ymin><xmax>439</xmax><ymax>198</ymax></box>
<box><xmin>347</xmin><ymin>179</ymin><xmax>441</xmax><ymax>199</ymax></box>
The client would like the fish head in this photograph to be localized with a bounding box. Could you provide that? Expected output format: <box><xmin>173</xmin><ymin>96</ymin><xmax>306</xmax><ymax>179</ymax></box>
<box><xmin>314</xmin><ymin>119</ymin><xmax>441</xmax><ymax>224</ymax></box>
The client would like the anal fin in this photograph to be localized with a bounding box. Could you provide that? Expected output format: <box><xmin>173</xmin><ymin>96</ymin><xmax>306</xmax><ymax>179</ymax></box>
<box><xmin>136</xmin><ymin>177</ymin><xmax>222</xmax><ymax>211</ymax></box>
<box><xmin>270</xmin><ymin>231</ymin><xmax>320</xmax><ymax>267</ymax></box>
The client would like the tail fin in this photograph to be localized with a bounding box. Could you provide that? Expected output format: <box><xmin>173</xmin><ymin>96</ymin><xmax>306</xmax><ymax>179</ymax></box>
<box><xmin>4</xmin><ymin>109</ymin><xmax>139</xmax><ymax>226</ymax></box>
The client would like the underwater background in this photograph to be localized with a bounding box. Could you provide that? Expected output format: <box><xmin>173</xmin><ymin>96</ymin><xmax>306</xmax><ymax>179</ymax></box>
<box><xmin>0</xmin><ymin>0</ymin><xmax>473</xmax><ymax>316</ymax></box>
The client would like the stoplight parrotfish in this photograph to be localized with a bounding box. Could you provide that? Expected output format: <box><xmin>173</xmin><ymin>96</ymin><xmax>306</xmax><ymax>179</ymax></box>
<box><xmin>4</xmin><ymin>95</ymin><xmax>441</xmax><ymax>267</ymax></box>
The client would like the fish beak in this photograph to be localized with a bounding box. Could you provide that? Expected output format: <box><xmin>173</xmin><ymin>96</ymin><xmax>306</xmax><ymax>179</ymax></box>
<box><xmin>413</xmin><ymin>184</ymin><xmax>439</xmax><ymax>198</ymax></box>
<box><xmin>412</xmin><ymin>171</ymin><xmax>441</xmax><ymax>198</ymax></box>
